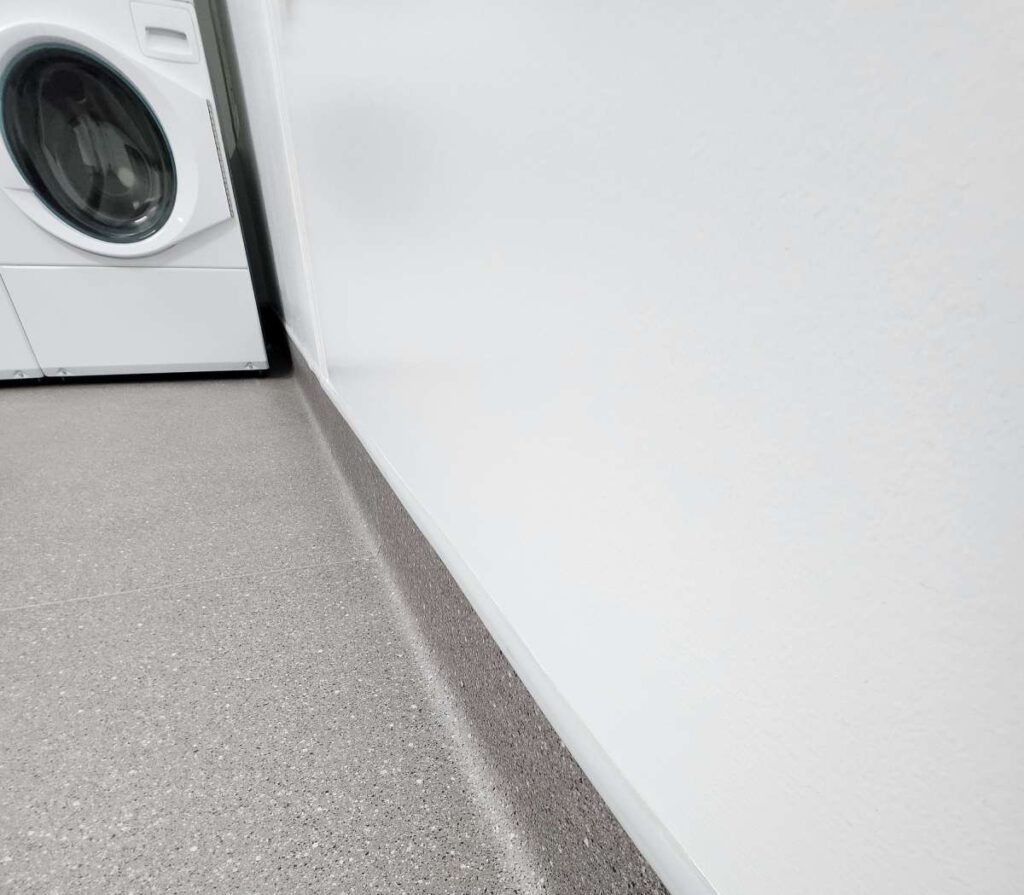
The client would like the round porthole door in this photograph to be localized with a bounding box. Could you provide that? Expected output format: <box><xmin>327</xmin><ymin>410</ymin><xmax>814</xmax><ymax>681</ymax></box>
<box><xmin>1</xmin><ymin>45</ymin><xmax>176</xmax><ymax>243</ymax></box>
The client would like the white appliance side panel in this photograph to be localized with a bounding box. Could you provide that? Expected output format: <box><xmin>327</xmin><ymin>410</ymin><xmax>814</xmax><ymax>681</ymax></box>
<box><xmin>0</xmin><ymin>273</ymin><xmax>41</xmax><ymax>379</ymax></box>
<box><xmin>2</xmin><ymin>266</ymin><xmax>267</xmax><ymax>376</ymax></box>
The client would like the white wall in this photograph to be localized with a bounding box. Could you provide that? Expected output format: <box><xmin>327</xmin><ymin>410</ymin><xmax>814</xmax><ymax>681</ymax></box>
<box><xmin>227</xmin><ymin>3</ymin><xmax>1024</xmax><ymax>893</ymax></box>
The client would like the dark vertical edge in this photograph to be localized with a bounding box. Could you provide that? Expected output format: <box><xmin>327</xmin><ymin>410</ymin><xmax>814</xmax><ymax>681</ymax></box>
<box><xmin>193</xmin><ymin>0</ymin><xmax>291</xmax><ymax>373</ymax></box>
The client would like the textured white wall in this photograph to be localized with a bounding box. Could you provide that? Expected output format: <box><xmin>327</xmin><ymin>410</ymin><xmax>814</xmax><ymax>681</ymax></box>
<box><xmin>229</xmin><ymin>2</ymin><xmax>1024</xmax><ymax>893</ymax></box>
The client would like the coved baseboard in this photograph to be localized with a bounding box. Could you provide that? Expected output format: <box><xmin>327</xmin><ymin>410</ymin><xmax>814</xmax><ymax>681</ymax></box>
<box><xmin>289</xmin><ymin>339</ymin><xmax>670</xmax><ymax>895</ymax></box>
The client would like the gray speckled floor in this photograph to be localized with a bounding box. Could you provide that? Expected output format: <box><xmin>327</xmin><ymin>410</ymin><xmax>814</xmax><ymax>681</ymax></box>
<box><xmin>0</xmin><ymin>376</ymin><xmax>537</xmax><ymax>894</ymax></box>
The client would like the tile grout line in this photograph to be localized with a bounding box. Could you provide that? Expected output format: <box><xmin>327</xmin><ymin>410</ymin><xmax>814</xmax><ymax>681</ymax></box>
<box><xmin>0</xmin><ymin>556</ymin><xmax>369</xmax><ymax>615</ymax></box>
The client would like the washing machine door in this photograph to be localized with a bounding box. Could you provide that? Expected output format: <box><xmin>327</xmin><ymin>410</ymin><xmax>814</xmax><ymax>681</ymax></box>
<box><xmin>0</xmin><ymin>23</ymin><xmax>232</xmax><ymax>259</ymax></box>
<box><xmin>2</xmin><ymin>45</ymin><xmax>177</xmax><ymax>244</ymax></box>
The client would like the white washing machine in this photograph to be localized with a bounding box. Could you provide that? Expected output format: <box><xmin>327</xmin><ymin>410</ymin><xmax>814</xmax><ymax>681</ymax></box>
<box><xmin>0</xmin><ymin>0</ymin><xmax>267</xmax><ymax>379</ymax></box>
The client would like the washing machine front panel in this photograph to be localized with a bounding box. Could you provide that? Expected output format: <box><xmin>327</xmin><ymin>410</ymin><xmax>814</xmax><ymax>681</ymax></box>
<box><xmin>0</xmin><ymin>1</ymin><xmax>266</xmax><ymax>379</ymax></box>
<box><xmin>3</xmin><ymin>265</ymin><xmax>267</xmax><ymax>376</ymax></box>
<box><xmin>2</xmin><ymin>43</ymin><xmax>178</xmax><ymax>244</ymax></box>
<box><xmin>0</xmin><ymin>15</ymin><xmax>235</xmax><ymax>261</ymax></box>
<box><xmin>0</xmin><ymin>273</ymin><xmax>41</xmax><ymax>379</ymax></box>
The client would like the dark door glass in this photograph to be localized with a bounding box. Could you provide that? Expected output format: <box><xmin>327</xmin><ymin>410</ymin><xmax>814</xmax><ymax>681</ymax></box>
<box><xmin>1</xmin><ymin>45</ymin><xmax>176</xmax><ymax>242</ymax></box>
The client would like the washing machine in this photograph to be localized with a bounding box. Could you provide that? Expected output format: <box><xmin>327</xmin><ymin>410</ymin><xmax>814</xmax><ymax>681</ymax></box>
<box><xmin>0</xmin><ymin>0</ymin><xmax>267</xmax><ymax>379</ymax></box>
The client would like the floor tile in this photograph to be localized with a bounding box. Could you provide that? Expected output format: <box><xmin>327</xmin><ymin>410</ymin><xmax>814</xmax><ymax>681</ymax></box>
<box><xmin>0</xmin><ymin>564</ymin><xmax>521</xmax><ymax>894</ymax></box>
<box><xmin>0</xmin><ymin>378</ymin><xmax>371</xmax><ymax>609</ymax></box>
